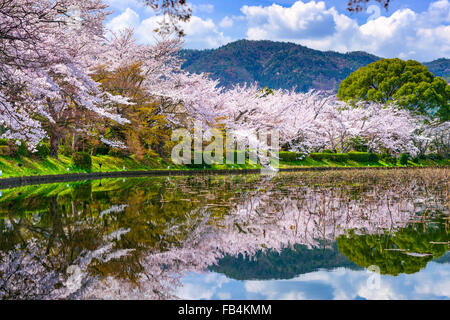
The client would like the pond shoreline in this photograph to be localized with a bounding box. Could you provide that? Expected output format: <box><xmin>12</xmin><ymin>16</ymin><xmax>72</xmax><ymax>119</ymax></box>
<box><xmin>0</xmin><ymin>166</ymin><xmax>448</xmax><ymax>189</ymax></box>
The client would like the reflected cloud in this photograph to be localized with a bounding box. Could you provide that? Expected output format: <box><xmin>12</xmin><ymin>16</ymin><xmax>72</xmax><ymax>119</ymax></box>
<box><xmin>177</xmin><ymin>262</ymin><xmax>450</xmax><ymax>300</ymax></box>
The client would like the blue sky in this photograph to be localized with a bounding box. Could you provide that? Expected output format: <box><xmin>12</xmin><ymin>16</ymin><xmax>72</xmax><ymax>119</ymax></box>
<box><xmin>176</xmin><ymin>261</ymin><xmax>450</xmax><ymax>300</ymax></box>
<box><xmin>104</xmin><ymin>0</ymin><xmax>450</xmax><ymax>61</ymax></box>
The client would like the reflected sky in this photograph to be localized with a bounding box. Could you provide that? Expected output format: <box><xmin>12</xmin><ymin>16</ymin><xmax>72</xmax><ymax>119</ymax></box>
<box><xmin>178</xmin><ymin>260</ymin><xmax>450</xmax><ymax>300</ymax></box>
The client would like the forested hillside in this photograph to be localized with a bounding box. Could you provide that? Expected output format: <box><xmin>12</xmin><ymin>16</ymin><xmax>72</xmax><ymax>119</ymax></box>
<box><xmin>424</xmin><ymin>58</ymin><xmax>450</xmax><ymax>82</ymax></box>
<box><xmin>180</xmin><ymin>40</ymin><xmax>449</xmax><ymax>91</ymax></box>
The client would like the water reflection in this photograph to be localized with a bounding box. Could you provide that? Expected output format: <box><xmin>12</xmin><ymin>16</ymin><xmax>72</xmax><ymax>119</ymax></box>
<box><xmin>0</xmin><ymin>169</ymin><xmax>448</xmax><ymax>300</ymax></box>
<box><xmin>178</xmin><ymin>261</ymin><xmax>450</xmax><ymax>300</ymax></box>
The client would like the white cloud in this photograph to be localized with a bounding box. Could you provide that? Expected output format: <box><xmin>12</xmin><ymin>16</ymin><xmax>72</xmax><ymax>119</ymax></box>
<box><xmin>425</xmin><ymin>0</ymin><xmax>450</xmax><ymax>26</ymax></box>
<box><xmin>354</xmin><ymin>6</ymin><xmax>450</xmax><ymax>60</ymax></box>
<box><xmin>241</xmin><ymin>262</ymin><xmax>450</xmax><ymax>300</ymax></box>
<box><xmin>242</xmin><ymin>1</ymin><xmax>337</xmax><ymax>40</ymax></box>
<box><xmin>240</xmin><ymin>0</ymin><xmax>450</xmax><ymax>61</ymax></box>
<box><xmin>105</xmin><ymin>0</ymin><xmax>142</xmax><ymax>11</ymax></box>
<box><xmin>104</xmin><ymin>1</ymin><xmax>449</xmax><ymax>60</ymax></box>
<box><xmin>176</xmin><ymin>272</ymin><xmax>230</xmax><ymax>300</ymax></box>
<box><xmin>220</xmin><ymin>16</ymin><xmax>234</xmax><ymax>28</ymax></box>
<box><xmin>105</xmin><ymin>4</ymin><xmax>230</xmax><ymax>50</ymax></box>
<box><xmin>136</xmin><ymin>15</ymin><xmax>231</xmax><ymax>49</ymax></box>
<box><xmin>174</xmin><ymin>259</ymin><xmax>450</xmax><ymax>300</ymax></box>
<box><xmin>105</xmin><ymin>8</ymin><xmax>140</xmax><ymax>33</ymax></box>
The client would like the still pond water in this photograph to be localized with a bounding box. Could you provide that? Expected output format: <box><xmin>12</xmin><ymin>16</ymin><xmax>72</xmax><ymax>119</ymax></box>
<box><xmin>0</xmin><ymin>169</ymin><xmax>448</xmax><ymax>300</ymax></box>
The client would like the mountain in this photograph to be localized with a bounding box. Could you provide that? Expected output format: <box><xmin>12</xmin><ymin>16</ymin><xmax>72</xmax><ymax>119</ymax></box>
<box><xmin>434</xmin><ymin>252</ymin><xmax>450</xmax><ymax>264</ymax></box>
<box><xmin>424</xmin><ymin>58</ymin><xmax>450</xmax><ymax>82</ymax></box>
<box><xmin>180</xmin><ymin>40</ymin><xmax>450</xmax><ymax>92</ymax></box>
<box><xmin>209</xmin><ymin>243</ymin><xmax>361</xmax><ymax>281</ymax></box>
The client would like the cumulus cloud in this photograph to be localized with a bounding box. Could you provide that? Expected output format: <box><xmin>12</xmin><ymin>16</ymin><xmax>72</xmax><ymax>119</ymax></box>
<box><xmin>242</xmin><ymin>1</ymin><xmax>337</xmax><ymax>40</ymax></box>
<box><xmin>174</xmin><ymin>260</ymin><xmax>450</xmax><ymax>300</ymax></box>
<box><xmin>136</xmin><ymin>15</ymin><xmax>231</xmax><ymax>49</ymax></box>
<box><xmin>243</xmin><ymin>262</ymin><xmax>450</xmax><ymax>300</ymax></box>
<box><xmin>176</xmin><ymin>272</ymin><xmax>230</xmax><ymax>300</ymax></box>
<box><xmin>105</xmin><ymin>8</ymin><xmax>140</xmax><ymax>33</ymax></box>
<box><xmin>220</xmin><ymin>16</ymin><xmax>234</xmax><ymax>28</ymax></box>
<box><xmin>105</xmin><ymin>3</ymin><xmax>230</xmax><ymax>49</ymax></box>
<box><xmin>241</xmin><ymin>0</ymin><xmax>450</xmax><ymax>61</ymax></box>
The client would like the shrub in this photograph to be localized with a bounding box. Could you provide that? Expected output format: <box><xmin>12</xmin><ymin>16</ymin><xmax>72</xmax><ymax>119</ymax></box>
<box><xmin>427</xmin><ymin>153</ymin><xmax>443</xmax><ymax>161</ymax></box>
<box><xmin>59</xmin><ymin>145</ymin><xmax>73</xmax><ymax>157</ymax></box>
<box><xmin>332</xmin><ymin>154</ymin><xmax>350</xmax><ymax>162</ymax></box>
<box><xmin>310</xmin><ymin>153</ymin><xmax>349</xmax><ymax>162</ymax></box>
<box><xmin>279</xmin><ymin>151</ymin><xmax>305</xmax><ymax>162</ymax></box>
<box><xmin>0</xmin><ymin>139</ymin><xmax>8</xmax><ymax>146</ymax></box>
<box><xmin>368</xmin><ymin>153</ymin><xmax>379</xmax><ymax>162</ymax></box>
<box><xmin>34</xmin><ymin>142</ymin><xmax>50</xmax><ymax>159</ymax></box>
<box><xmin>309</xmin><ymin>153</ymin><xmax>326</xmax><ymax>161</ymax></box>
<box><xmin>71</xmin><ymin>182</ymin><xmax>92</xmax><ymax>202</ymax></box>
<box><xmin>381</xmin><ymin>153</ymin><xmax>397</xmax><ymax>165</ymax></box>
<box><xmin>0</xmin><ymin>146</ymin><xmax>9</xmax><ymax>156</ymax></box>
<box><xmin>187</xmin><ymin>162</ymin><xmax>213</xmax><ymax>169</ymax></box>
<box><xmin>186</xmin><ymin>151</ymin><xmax>214</xmax><ymax>168</ymax></box>
<box><xmin>11</xmin><ymin>141</ymin><xmax>30</xmax><ymax>157</ymax></box>
<box><xmin>321</xmin><ymin>149</ymin><xmax>335</xmax><ymax>154</ymax></box>
<box><xmin>400</xmin><ymin>153</ymin><xmax>409</xmax><ymax>166</ymax></box>
<box><xmin>347</xmin><ymin>152</ymin><xmax>379</xmax><ymax>162</ymax></box>
<box><xmin>72</xmin><ymin>152</ymin><xmax>92</xmax><ymax>171</ymax></box>
<box><xmin>108</xmin><ymin>148</ymin><xmax>129</xmax><ymax>158</ymax></box>
<box><xmin>348</xmin><ymin>152</ymin><xmax>370</xmax><ymax>162</ymax></box>
<box><xmin>93</xmin><ymin>145</ymin><xmax>110</xmax><ymax>156</ymax></box>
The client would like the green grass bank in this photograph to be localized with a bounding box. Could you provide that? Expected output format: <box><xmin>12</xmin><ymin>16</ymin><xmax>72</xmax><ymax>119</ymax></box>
<box><xmin>0</xmin><ymin>152</ymin><xmax>448</xmax><ymax>179</ymax></box>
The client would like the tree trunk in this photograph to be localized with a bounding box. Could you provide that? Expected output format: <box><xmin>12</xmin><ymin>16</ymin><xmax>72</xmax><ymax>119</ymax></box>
<box><xmin>72</xmin><ymin>131</ymin><xmax>78</xmax><ymax>152</ymax></box>
<box><xmin>49</xmin><ymin>130</ymin><xmax>60</xmax><ymax>159</ymax></box>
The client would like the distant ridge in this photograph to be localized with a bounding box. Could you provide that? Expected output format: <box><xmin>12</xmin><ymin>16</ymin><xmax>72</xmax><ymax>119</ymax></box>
<box><xmin>423</xmin><ymin>58</ymin><xmax>450</xmax><ymax>82</ymax></box>
<box><xmin>180</xmin><ymin>40</ymin><xmax>450</xmax><ymax>92</ymax></box>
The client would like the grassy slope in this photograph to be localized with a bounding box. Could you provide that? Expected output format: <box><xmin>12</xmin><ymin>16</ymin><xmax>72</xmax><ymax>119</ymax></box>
<box><xmin>0</xmin><ymin>155</ymin><xmax>161</xmax><ymax>178</ymax></box>
<box><xmin>0</xmin><ymin>155</ymin><xmax>448</xmax><ymax>178</ymax></box>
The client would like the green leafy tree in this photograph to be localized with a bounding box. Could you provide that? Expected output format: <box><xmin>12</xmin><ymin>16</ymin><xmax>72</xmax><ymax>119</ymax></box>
<box><xmin>337</xmin><ymin>58</ymin><xmax>450</xmax><ymax>121</ymax></box>
<box><xmin>337</xmin><ymin>217</ymin><xmax>449</xmax><ymax>276</ymax></box>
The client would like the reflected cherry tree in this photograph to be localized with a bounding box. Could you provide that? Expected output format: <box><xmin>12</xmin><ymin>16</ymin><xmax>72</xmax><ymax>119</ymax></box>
<box><xmin>0</xmin><ymin>169</ymin><xmax>448</xmax><ymax>299</ymax></box>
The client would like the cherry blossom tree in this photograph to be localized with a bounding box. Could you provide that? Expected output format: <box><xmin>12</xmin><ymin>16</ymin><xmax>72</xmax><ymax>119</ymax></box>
<box><xmin>342</xmin><ymin>102</ymin><xmax>419</xmax><ymax>155</ymax></box>
<box><xmin>140</xmin><ymin>0</ymin><xmax>191</xmax><ymax>36</ymax></box>
<box><xmin>347</xmin><ymin>0</ymin><xmax>391</xmax><ymax>13</ymax></box>
<box><xmin>0</xmin><ymin>0</ymin><xmax>130</xmax><ymax>155</ymax></box>
<box><xmin>0</xmin><ymin>0</ymin><xmax>193</xmax><ymax>155</ymax></box>
<box><xmin>414</xmin><ymin>120</ymin><xmax>450</xmax><ymax>158</ymax></box>
<box><xmin>0</xmin><ymin>1</ymin><xmax>440</xmax><ymax>160</ymax></box>
<box><xmin>98</xmin><ymin>29</ymin><xmax>428</xmax><ymax>161</ymax></box>
<box><xmin>209</xmin><ymin>86</ymin><xmax>420</xmax><ymax>156</ymax></box>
